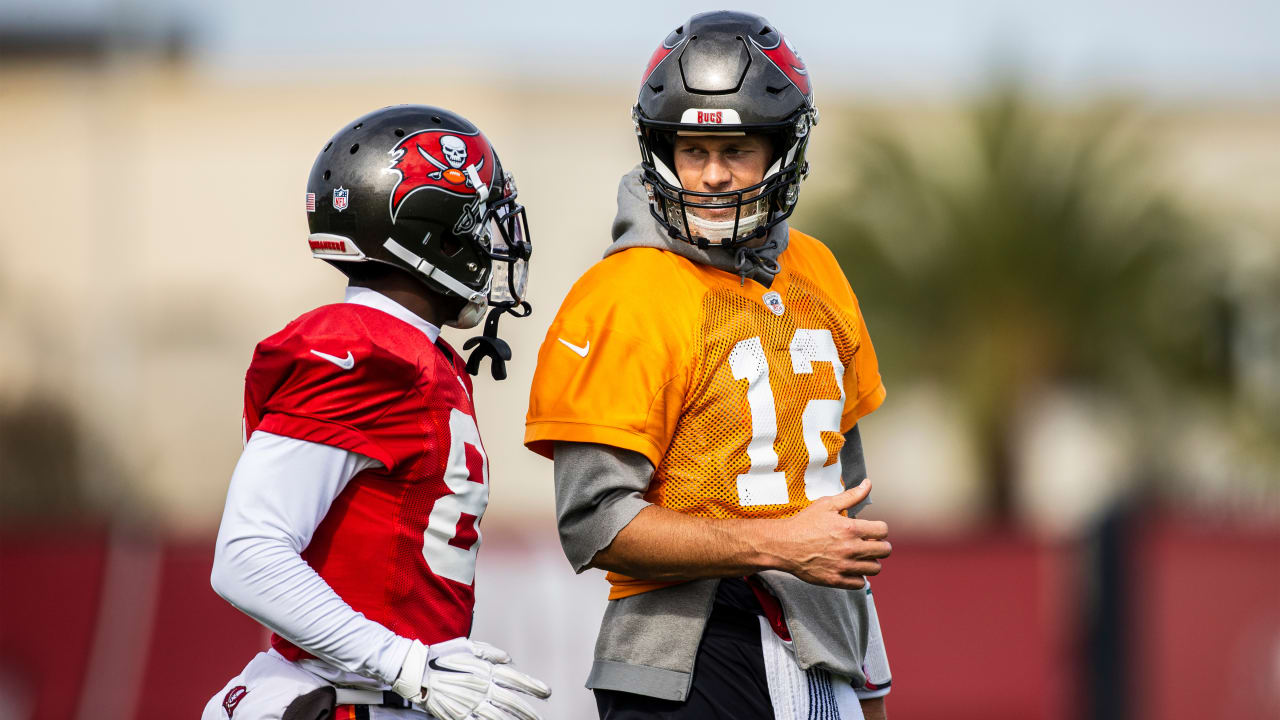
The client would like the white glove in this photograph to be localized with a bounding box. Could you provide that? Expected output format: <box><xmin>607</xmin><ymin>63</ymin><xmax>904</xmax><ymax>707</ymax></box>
<box><xmin>391</xmin><ymin>638</ymin><xmax>551</xmax><ymax>720</ymax></box>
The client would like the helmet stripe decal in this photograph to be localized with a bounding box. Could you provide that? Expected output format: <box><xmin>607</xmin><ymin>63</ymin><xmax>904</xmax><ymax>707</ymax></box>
<box><xmin>642</xmin><ymin>36</ymin><xmax>687</xmax><ymax>84</ymax></box>
<box><xmin>749</xmin><ymin>35</ymin><xmax>812</xmax><ymax>98</ymax></box>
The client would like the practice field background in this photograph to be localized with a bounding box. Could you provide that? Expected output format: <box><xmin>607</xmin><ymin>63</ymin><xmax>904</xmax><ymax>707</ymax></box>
<box><xmin>1</xmin><ymin>2</ymin><xmax>1278</xmax><ymax>719</ymax></box>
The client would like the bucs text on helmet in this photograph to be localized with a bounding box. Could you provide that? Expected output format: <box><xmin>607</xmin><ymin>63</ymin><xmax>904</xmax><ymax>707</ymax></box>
<box><xmin>634</xmin><ymin>10</ymin><xmax>819</xmax><ymax>248</ymax></box>
<box><xmin>305</xmin><ymin>105</ymin><xmax>531</xmax><ymax>332</ymax></box>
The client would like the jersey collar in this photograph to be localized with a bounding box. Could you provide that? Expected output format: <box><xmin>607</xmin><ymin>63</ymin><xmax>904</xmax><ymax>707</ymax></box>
<box><xmin>343</xmin><ymin>286</ymin><xmax>442</xmax><ymax>343</ymax></box>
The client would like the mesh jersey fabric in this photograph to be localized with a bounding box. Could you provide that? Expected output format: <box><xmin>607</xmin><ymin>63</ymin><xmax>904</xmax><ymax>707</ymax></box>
<box><xmin>243</xmin><ymin>302</ymin><xmax>489</xmax><ymax>658</ymax></box>
<box><xmin>525</xmin><ymin>229</ymin><xmax>885</xmax><ymax>599</ymax></box>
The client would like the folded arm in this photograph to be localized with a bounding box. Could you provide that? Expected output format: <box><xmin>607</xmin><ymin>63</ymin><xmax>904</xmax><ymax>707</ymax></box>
<box><xmin>211</xmin><ymin>430</ymin><xmax>410</xmax><ymax>684</ymax></box>
<box><xmin>552</xmin><ymin>426</ymin><xmax>890</xmax><ymax>590</ymax></box>
<box><xmin>212</xmin><ymin>431</ymin><xmax>552</xmax><ymax>717</ymax></box>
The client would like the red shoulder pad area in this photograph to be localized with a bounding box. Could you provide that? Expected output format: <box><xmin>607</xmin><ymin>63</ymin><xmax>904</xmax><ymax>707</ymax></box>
<box><xmin>243</xmin><ymin>304</ymin><xmax>430</xmax><ymax>470</ymax></box>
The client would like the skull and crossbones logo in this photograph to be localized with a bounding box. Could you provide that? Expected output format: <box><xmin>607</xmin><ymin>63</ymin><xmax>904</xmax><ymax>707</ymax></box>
<box><xmin>419</xmin><ymin>134</ymin><xmax>485</xmax><ymax>188</ymax></box>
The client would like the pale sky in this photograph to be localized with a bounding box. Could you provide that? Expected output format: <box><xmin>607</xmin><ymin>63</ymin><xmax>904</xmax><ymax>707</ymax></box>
<box><xmin>4</xmin><ymin>0</ymin><xmax>1279</xmax><ymax>100</ymax></box>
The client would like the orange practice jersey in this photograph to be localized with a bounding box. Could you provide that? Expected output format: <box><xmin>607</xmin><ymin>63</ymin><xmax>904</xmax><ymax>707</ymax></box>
<box><xmin>525</xmin><ymin>229</ymin><xmax>886</xmax><ymax>599</ymax></box>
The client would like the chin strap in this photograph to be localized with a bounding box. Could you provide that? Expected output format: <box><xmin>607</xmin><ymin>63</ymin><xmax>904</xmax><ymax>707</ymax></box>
<box><xmin>464</xmin><ymin>301</ymin><xmax>532</xmax><ymax>381</ymax></box>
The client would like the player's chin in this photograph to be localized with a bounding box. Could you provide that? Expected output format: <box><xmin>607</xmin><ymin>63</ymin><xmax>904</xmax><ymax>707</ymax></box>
<box><xmin>688</xmin><ymin>208</ymin><xmax>735</xmax><ymax>223</ymax></box>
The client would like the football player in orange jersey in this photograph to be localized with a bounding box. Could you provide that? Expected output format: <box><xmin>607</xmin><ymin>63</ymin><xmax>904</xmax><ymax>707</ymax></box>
<box><xmin>524</xmin><ymin>11</ymin><xmax>894</xmax><ymax>720</ymax></box>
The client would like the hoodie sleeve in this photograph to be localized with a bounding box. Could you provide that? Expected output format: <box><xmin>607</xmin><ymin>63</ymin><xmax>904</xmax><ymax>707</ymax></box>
<box><xmin>551</xmin><ymin>441</ymin><xmax>654</xmax><ymax>573</ymax></box>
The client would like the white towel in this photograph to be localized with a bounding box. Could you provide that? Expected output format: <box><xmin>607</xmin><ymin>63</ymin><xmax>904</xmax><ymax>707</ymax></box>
<box><xmin>758</xmin><ymin>617</ymin><xmax>865</xmax><ymax>720</ymax></box>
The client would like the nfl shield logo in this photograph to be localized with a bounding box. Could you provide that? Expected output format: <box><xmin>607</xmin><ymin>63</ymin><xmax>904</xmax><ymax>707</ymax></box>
<box><xmin>762</xmin><ymin>290</ymin><xmax>785</xmax><ymax>316</ymax></box>
<box><xmin>332</xmin><ymin>187</ymin><xmax>349</xmax><ymax>212</ymax></box>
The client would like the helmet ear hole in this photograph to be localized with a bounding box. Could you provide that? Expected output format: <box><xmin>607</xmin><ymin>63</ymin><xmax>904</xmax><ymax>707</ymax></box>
<box><xmin>439</xmin><ymin>235</ymin><xmax>463</xmax><ymax>257</ymax></box>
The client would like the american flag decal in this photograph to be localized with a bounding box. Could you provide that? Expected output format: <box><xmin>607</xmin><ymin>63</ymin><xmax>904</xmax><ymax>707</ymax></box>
<box><xmin>305</xmin><ymin>192</ymin><xmax>316</xmax><ymax>212</ymax></box>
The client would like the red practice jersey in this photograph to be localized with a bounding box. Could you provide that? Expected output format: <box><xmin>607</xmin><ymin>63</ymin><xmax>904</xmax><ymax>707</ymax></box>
<box><xmin>241</xmin><ymin>302</ymin><xmax>488</xmax><ymax>660</ymax></box>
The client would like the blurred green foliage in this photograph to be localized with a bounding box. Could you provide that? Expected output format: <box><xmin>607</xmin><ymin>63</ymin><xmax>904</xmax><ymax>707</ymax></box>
<box><xmin>799</xmin><ymin>86</ymin><xmax>1243</xmax><ymax>517</ymax></box>
<box><xmin>0</xmin><ymin>396</ymin><xmax>90</xmax><ymax>518</ymax></box>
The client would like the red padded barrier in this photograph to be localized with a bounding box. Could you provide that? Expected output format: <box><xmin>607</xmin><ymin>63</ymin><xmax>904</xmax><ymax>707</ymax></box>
<box><xmin>869</xmin><ymin>530</ymin><xmax>1081</xmax><ymax>720</ymax></box>
<box><xmin>4</xmin><ymin>518</ymin><xmax>1276</xmax><ymax>720</ymax></box>
<box><xmin>1128</xmin><ymin>515</ymin><xmax>1280</xmax><ymax>720</ymax></box>
<box><xmin>0</xmin><ymin>527</ymin><xmax>109</xmax><ymax>720</ymax></box>
<box><xmin>133</xmin><ymin>539</ymin><xmax>268</xmax><ymax>720</ymax></box>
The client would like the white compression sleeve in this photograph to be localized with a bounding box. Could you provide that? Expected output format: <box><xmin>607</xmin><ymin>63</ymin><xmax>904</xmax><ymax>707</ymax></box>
<box><xmin>211</xmin><ymin>430</ymin><xmax>411</xmax><ymax>685</ymax></box>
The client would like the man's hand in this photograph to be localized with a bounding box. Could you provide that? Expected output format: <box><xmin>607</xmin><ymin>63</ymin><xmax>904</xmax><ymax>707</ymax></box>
<box><xmin>392</xmin><ymin>638</ymin><xmax>551</xmax><ymax>720</ymax></box>
<box><xmin>773</xmin><ymin>480</ymin><xmax>891</xmax><ymax>589</ymax></box>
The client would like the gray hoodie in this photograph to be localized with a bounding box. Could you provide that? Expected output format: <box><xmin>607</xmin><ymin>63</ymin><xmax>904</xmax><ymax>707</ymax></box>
<box><xmin>605</xmin><ymin>166</ymin><xmax>789</xmax><ymax>286</ymax></box>
<box><xmin>550</xmin><ymin>169</ymin><xmax>885</xmax><ymax>702</ymax></box>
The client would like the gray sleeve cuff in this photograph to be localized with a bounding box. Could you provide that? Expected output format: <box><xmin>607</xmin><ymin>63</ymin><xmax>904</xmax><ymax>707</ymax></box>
<box><xmin>553</xmin><ymin>441</ymin><xmax>654</xmax><ymax>573</ymax></box>
<box><xmin>841</xmin><ymin>424</ymin><xmax>872</xmax><ymax>516</ymax></box>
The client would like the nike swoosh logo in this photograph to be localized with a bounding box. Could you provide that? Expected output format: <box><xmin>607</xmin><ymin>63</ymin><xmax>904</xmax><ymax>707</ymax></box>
<box><xmin>310</xmin><ymin>349</ymin><xmax>355</xmax><ymax>370</ymax></box>
<box><xmin>558</xmin><ymin>338</ymin><xmax>590</xmax><ymax>358</ymax></box>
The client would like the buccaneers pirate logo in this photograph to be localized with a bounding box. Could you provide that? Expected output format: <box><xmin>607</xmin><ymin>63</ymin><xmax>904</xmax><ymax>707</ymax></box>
<box><xmin>386</xmin><ymin>129</ymin><xmax>497</xmax><ymax>233</ymax></box>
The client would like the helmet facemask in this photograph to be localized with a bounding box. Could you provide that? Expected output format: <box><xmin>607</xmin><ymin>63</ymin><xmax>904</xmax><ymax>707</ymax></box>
<box><xmin>458</xmin><ymin>169</ymin><xmax>534</xmax><ymax>381</ymax></box>
<box><xmin>479</xmin><ymin>180</ymin><xmax>532</xmax><ymax>309</ymax></box>
<box><xmin>383</xmin><ymin>168</ymin><xmax>532</xmax><ymax>331</ymax></box>
<box><xmin>632</xmin><ymin>11</ymin><xmax>819</xmax><ymax>249</ymax></box>
<box><xmin>635</xmin><ymin>109</ymin><xmax>816</xmax><ymax>250</ymax></box>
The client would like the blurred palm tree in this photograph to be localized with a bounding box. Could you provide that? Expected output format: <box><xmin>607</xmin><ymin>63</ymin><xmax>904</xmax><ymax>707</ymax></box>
<box><xmin>800</xmin><ymin>85</ymin><xmax>1231</xmax><ymax>519</ymax></box>
<box><xmin>0</xmin><ymin>396</ymin><xmax>91</xmax><ymax>519</ymax></box>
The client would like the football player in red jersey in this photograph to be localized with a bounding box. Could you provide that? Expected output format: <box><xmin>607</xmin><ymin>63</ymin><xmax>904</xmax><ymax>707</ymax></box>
<box><xmin>201</xmin><ymin>105</ymin><xmax>548</xmax><ymax>720</ymax></box>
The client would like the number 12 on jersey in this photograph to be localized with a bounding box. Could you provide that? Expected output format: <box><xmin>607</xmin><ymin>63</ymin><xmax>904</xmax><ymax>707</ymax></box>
<box><xmin>729</xmin><ymin>328</ymin><xmax>846</xmax><ymax>507</ymax></box>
